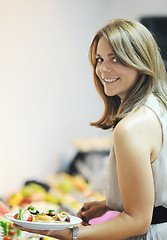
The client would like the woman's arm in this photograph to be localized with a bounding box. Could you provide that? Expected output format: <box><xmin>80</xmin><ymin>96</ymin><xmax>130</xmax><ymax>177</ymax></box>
<box><xmin>77</xmin><ymin>108</ymin><xmax>157</xmax><ymax>239</ymax></box>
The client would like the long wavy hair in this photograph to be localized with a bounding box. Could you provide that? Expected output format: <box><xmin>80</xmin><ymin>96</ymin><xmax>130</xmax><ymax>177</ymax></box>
<box><xmin>89</xmin><ymin>19</ymin><xmax>167</xmax><ymax>129</ymax></box>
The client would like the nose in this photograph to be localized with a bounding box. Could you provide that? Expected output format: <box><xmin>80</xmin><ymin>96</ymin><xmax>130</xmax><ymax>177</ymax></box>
<box><xmin>100</xmin><ymin>60</ymin><xmax>112</xmax><ymax>73</ymax></box>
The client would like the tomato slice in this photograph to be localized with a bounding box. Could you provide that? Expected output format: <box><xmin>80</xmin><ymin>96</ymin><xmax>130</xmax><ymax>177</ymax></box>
<box><xmin>9</xmin><ymin>230</ymin><xmax>16</xmax><ymax>236</ymax></box>
<box><xmin>8</xmin><ymin>223</ymin><xmax>14</xmax><ymax>228</ymax></box>
<box><xmin>13</xmin><ymin>213</ymin><xmax>19</xmax><ymax>219</ymax></box>
<box><xmin>27</xmin><ymin>214</ymin><xmax>33</xmax><ymax>222</ymax></box>
<box><xmin>4</xmin><ymin>236</ymin><xmax>12</xmax><ymax>240</ymax></box>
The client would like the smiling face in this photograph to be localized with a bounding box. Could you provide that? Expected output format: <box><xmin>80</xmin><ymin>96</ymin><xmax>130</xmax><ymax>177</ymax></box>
<box><xmin>95</xmin><ymin>37</ymin><xmax>139</xmax><ymax>101</ymax></box>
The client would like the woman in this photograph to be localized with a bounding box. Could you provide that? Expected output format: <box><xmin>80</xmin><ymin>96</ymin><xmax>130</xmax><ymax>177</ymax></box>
<box><xmin>15</xmin><ymin>19</ymin><xmax>167</xmax><ymax>239</ymax></box>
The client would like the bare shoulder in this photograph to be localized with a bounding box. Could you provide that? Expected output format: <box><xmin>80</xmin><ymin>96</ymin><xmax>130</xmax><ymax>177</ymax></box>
<box><xmin>113</xmin><ymin>105</ymin><xmax>162</xmax><ymax>162</ymax></box>
<box><xmin>114</xmin><ymin>105</ymin><xmax>161</xmax><ymax>137</ymax></box>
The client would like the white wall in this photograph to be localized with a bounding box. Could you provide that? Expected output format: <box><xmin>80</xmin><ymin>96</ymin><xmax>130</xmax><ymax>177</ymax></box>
<box><xmin>0</xmin><ymin>0</ymin><xmax>112</xmax><ymax>197</ymax></box>
<box><xmin>108</xmin><ymin>0</ymin><xmax>167</xmax><ymax>20</ymax></box>
<box><xmin>0</xmin><ymin>0</ymin><xmax>166</xmax><ymax>197</ymax></box>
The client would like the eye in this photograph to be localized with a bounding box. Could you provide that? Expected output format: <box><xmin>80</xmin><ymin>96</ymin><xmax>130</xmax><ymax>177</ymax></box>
<box><xmin>96</xmin><ymin>57</ymin><xmax>103</xmax><ymax>64</ymax></box>
<box><xmin>112</xmin><ymin>57</ymin><xmax>118</xmax><ymax>63</ymax></box>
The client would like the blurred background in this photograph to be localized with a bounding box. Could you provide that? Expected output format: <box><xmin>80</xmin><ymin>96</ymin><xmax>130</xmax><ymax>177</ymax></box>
<box><xmin>0</xmin><ymin>0</ymin><xmax>167</xmax><ymax>200</ymax></box>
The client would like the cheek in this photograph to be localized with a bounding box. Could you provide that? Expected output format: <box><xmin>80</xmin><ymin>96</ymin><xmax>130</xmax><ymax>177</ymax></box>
<box><xmin>95</xmin><ymin>67</ymin><xmax>98</xmax><ymax>75</ymax></box>
<box><xmin>95</xmin><ymin>68</ymin><xmax>103</xmax><ymax>85</ymax></box>
<box><xmin>95</xmin><ymin>67</ymin><xmax>100</xmax><ymax>78</ymax></box>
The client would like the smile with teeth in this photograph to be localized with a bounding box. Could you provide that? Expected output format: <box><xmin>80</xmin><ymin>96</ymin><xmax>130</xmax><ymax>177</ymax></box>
<box><xmin>103</xmin><ymin>78</ymin><xmax>119</xmax><ymax>83</ymax></box>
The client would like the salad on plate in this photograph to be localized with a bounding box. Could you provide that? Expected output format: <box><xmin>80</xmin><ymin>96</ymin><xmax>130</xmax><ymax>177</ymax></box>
<box><xmin>5</xmin><ymin>205</ymin><xmax>82</xmax><ymax>230</ymax></box>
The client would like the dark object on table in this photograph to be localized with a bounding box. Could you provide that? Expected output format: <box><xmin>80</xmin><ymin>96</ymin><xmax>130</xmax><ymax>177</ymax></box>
<box><xmin>68</xmin><ymin>150</ymin><xmax>109</xmax><ymax>177</ymax></box>
<box><xmin>24</xmin><ymin>180</ymin><xmax>50</xmax><ymax>192</ymax></box>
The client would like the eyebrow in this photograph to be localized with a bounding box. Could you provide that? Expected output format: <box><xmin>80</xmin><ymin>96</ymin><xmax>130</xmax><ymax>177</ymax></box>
<box><xmin>96</xmin><ymin>53</ymin><xmax>114</xmax><ymax>57</ymax></box>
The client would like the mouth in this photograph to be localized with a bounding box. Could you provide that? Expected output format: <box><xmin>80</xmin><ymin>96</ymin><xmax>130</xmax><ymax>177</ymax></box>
<box><xmin>103</xmin><ymin>78</ymin><xmax>120</xmax><ymax>83</ymax></box>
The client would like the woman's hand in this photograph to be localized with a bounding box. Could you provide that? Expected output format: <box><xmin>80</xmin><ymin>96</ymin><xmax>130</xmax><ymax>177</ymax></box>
<box><xmin>77</xmin><ymin>200</ymin><xmax>109</xmax><ymax>226</ymax></box>
<box><xmin>13</xmin><ymin>224</ymin><xmax>72</xmax><ymax>240</ymax></box>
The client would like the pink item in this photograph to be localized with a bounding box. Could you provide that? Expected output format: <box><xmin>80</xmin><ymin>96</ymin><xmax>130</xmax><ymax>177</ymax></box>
<box><xmin>0</xmin><ymin>201</ymin><xmax>10</xmax><ymax>216</ymax></box>
<box><xmin>89</xmin><ymin>210</ymin><xmax>120</xmax><ymax>225</ymax></box>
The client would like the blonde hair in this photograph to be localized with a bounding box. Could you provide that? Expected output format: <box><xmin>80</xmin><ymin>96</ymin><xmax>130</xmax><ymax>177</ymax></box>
<box><xmin>89</xmin><ymin>18</ymin><xmax>167</xmax><ymax>129</ymax></box>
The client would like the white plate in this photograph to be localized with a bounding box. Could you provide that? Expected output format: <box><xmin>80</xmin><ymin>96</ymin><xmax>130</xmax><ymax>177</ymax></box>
<box><xmin>5</xmin><ymin>213</ymin><xmax>82</xmax><ymax>230</ymax></box>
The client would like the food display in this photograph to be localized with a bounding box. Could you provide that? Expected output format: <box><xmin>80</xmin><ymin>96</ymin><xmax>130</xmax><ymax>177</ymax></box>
<box><xmin>0</xmin><ymin>216</ymin><xmax>21</xmax><ymax>240</ymax></box>
<box><xmin>7</xmin><ymin>173</ymin><xmax>105</xmax><ymax>215</ymax></box>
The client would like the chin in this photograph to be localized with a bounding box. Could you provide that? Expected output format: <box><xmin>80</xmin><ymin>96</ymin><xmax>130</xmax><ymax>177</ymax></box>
<box><xmin>104</xmin><ymin>90</ymin><xmax>116</xmax><ymax>97</ymax></box>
